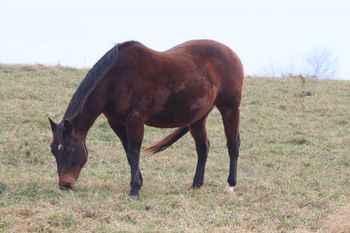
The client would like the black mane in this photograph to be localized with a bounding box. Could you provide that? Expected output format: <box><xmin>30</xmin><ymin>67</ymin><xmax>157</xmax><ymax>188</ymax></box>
<box><xmin>63</xmin><ymin>44</ymin><xmax>120</xmax><ymax>120</ymax></box>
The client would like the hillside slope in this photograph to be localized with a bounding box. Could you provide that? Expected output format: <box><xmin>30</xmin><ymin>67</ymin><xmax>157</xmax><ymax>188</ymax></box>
<box><xmin>0</xmin><ymin>64</ymin><xmax>349</xmax><ymax>232</ymax></box>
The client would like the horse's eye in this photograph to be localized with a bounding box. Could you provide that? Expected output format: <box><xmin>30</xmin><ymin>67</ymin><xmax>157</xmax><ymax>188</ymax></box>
<box><xmin>58</xmin><ymin>144</ymin><xmax>64</xmax><ymax>151</ymax></box>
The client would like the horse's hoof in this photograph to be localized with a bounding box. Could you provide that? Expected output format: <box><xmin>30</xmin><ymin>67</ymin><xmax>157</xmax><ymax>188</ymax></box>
<box><xmin>129</xmin><ymin>194</ymin><xmax>140</xmax><ymax>201</ymax></box>
<box><xmin>191</xmin><ymin>184</ymin><xmax>202</xmax><ymax>190</ymax></box>
<box><xmin>224</xmin><ymin>183</ymin><xmax>234</xmax><ymax>193</ymax></box>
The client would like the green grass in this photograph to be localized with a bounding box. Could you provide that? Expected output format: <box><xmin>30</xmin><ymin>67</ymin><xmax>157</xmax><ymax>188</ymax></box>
<box><xmin>0</xmin><ymin>64</ymin><xmax>349</xmax><ymax>232</ymax></box>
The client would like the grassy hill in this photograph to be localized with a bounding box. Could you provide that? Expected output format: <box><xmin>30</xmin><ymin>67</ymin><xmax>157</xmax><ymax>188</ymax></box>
<box><xmin>0</xmin><ymin>64</ymin><xmax>349</xmax><ymax>232</ymax></box>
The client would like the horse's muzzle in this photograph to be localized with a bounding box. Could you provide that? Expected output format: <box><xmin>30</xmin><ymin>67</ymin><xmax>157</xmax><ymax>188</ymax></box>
<box><xmin>58</xmin><ymin>176</ymin><xmax>76</xmax><ymax>190</ymax></box>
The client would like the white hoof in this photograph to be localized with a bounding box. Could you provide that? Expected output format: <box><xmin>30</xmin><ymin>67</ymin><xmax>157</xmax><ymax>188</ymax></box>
<box><xmin>224</xmin><ymin>183</ymin><xmax>234</xmax><ymax>193</ymax></box>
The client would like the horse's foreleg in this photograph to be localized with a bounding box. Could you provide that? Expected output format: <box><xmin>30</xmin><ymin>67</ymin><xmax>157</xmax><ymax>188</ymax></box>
<box><xmin>107</xmin><ymin>119</ymin><xmax>144</xmax><ymax>193</ymax></box>
<box><xmin>189</xmin><ymin>117</ymin><xmax>210</xmax><ymax>189</ymax></box>
<box><xmin>107</xmin><ymin>119</ymin><xmax>128</xmax><ymax>153</ymax></box>
<box><xmin>124</xmin><ymin>116</ymin><xmax>144</xmax><ymax>199</ymax></box>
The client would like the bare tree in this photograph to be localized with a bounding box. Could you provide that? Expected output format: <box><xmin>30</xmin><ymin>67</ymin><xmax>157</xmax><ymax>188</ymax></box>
<box><xmin>306</xmin><ymin>47</ymin><xmax>338</xmax><ymax>79</ymax></box>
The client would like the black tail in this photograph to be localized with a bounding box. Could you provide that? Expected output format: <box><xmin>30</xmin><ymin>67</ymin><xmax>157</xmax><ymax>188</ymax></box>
<box><xmin>144</xmin><ymin>127</ymin><xmax>189</xmax><ymax>155</ymax></box>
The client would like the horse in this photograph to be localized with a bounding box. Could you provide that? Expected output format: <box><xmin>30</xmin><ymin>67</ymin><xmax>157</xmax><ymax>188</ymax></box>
<box><xmin>48</xmin><ymin>40</ymin><xmax>244</xmax><ymax>199</ymax></box>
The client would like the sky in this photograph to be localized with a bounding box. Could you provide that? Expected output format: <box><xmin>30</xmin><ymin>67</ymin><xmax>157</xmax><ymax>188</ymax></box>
<box><xmin>1</xmin><ymin>0</ymin><xmax>350</xmax><ymax>80</ymax></box>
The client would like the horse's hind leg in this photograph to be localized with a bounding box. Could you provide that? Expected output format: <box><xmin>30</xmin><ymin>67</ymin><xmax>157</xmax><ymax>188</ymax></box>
<box><xmin>189</xmin><ymin>117</ymin><xmax>210</xmax><ymax>188</ymax></box>
<box><xmin>217</xmin><ymin>104</ymin><xmax>240</xmax><ymax>191</ymax></box>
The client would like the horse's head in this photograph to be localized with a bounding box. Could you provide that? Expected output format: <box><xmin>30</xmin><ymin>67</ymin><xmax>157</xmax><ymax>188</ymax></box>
<box><xmin>48</xmin><ymin>118</ymin><xmax>87</xmax><ymax>189</ymax></box>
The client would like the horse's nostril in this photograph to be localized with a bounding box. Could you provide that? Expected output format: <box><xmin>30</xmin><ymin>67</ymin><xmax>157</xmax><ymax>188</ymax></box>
<box><xmin>59</xmin><ymin>184</ymin><xmax>72</xmax><ymax>190</ymax></box>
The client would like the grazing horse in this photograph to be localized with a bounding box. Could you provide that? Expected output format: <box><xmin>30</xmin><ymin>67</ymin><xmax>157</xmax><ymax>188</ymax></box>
<box><xmin>48</xmin><ymin>40</ymin><xmax>244</xmax><ymax>199</ymax></box>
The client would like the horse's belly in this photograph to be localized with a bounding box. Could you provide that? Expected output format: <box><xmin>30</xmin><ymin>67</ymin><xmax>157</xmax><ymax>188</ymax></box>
<box><xmin>145</xmin><ymin>92</ymin><xmax>214</xmax><ymax>128</ymax></box>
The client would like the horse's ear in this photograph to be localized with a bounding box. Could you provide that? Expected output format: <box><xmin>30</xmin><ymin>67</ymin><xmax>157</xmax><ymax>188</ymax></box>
<box><xmin>48</xmin><ymin>117</ymin><xmax>57</xmax><ymax>132</ymax></box>
<box><xmin>63</xmin><ymin>119</ymin><xmax>74</xmax><ymax>135</ymax></box>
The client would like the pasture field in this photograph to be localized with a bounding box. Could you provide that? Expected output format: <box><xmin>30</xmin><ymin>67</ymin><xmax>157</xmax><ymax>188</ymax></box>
<box><xmin>0</xmin><ymin>64</ymin><xmax>349</xmax><ymax>232</ymax></box>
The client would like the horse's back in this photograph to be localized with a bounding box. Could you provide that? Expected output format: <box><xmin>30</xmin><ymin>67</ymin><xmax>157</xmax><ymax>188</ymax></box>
<box><xmin>166</xmin><ymin>39</ymin><xmax>244</xmax><ymax>86</ymax></box>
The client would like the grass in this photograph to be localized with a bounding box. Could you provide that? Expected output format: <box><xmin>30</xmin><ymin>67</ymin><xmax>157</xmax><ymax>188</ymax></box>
<box><xmin>0</xmin><ymin>64</ymin><xmax>349</xmax><ymax>232</ymax></box>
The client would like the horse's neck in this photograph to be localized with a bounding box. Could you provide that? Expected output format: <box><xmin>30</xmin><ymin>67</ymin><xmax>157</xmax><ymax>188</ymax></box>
<box><xmin>65</xmin><ymin>73</ymin><xmax>114</xmax><ymax>134</ymax></box>
<box><xmin>70</xmin><ymin>104</ymin><xmax>102</xmax><ymax>134</ymax></box>
<box><xmin>63</xmin><ymin>45</ymin><xmax>120</xmax><ymax>134</ymax></box>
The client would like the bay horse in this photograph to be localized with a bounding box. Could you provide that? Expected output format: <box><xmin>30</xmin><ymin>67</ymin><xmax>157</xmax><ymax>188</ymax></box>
<box><xmin>48</xmin><ymin>40</ymin><xmax>244</xmax><ymax>199</ymax></box>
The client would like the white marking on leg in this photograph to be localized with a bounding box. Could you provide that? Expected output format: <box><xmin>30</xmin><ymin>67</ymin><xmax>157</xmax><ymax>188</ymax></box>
<box><xmin>224</xmin><ymin>183</ymin><xmax>234</xmax><ymax>193</ymax></box>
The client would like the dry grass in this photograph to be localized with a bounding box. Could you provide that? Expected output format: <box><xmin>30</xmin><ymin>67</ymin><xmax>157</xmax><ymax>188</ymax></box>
<box><xmin>0</xmin><ymin>65</ymin><xmax>349</xmax><ymax>232</ymax></box>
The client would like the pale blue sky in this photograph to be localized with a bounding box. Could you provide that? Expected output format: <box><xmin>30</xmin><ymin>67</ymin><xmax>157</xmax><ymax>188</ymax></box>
<box><xmin>1</xmin><ymin>0</ymin><xmax>350</xmax><ymax>79</ymax></box>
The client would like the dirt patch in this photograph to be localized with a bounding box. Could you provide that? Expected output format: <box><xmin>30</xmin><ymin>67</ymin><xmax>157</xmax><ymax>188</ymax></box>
<box><xmin>318</xmin><ymin>204</ymin><xmax>350</xmax><ymax>233</ymax></box>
